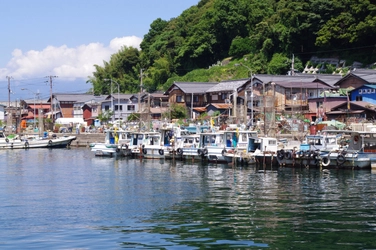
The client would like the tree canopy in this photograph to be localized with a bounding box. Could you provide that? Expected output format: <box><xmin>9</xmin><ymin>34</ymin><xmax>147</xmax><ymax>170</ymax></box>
<box><xmin>88</xmin><ymin>0</ymin><xmax>376</xmax><ymax>95</ymax></box>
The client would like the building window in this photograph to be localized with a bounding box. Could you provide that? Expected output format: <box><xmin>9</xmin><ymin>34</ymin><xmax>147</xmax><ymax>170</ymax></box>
<box><xmin>193</xmin><ymin>95</ymin><xmax>198</xmax><ymax>102</ymax></box>
<box><xmin>212</xmin><ymin>95</ymin><xmax>218</xmax><ymax>101</ymax></box>
<box><xmin>176</xmin><ymin>96</ymin><xmax>182</xmax><ymax>102</ymax></box>
<box><xmin>115</xmin><ymin>105</ymin><xmax>122</xmax><ymax>111</ymax></box>
<box><xmin>356</xmin><ymin>96</ymin><xmax>363</xmax><ymax>101</ymax></box>
<box><xmin>127</xmin><ymin>105</ymin><xmax>135</xmax><ymax>111</ymax></box>
<box><xmin>104</xmin><ymin>105</ymin><xmax>110</xmax><ymax>111</ymax></box>
<box><xmin>221</xmin><ymin>93</ymin><xmax>227</xmax><ymax>100</ymax></box>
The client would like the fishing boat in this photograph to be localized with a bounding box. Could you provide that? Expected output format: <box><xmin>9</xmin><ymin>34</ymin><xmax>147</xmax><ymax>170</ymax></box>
<box><xmin>318</xmin><ymin>130</ymin><xmax>376</xmax><ymax>169</ymax></box>
<box><xmin>277</xmin><ymin>130</ymin><xmax>375</xmax><ymax>169</ymax></box>
<box><xmin>174</xmin><ymin>130</ymin><xmax>201</xmax><ymax>161</ymax></box>
<box><xmin>128</xmin><ymin>131</ymin><xmax>163</xmax><ymax>158</ymax></box>
<box><xmin>196</xmin><ymin>130</ymin><xmax>226</xmax><ymax>163</ymax></box>
<box><xmin>90</xmin><ymin>129</ymin><xmax>131</xmax><ymax>157</ymax></box>
<box><xmin>276</xmin><ymin>133</ymin><xmax>342</xmax><ymax>167</ymax></box>
<box><xmin>222</xmin><ymin>130</ymin><xmax>258</xmax><ymax>165</ymax></box>
<box><xmin>0</xmin><ymin>131</ymin><xmax>76</xmax><ymax>149</ymax></box>
<box><xmin>252</xmin><ymin>136</ymin><xmax>279</xmax><ymax>167</ymax></box>
<box><xmin>22</xmin><ymin>133</ymin><xmax>76</xmax><ymax>149</ymax></box>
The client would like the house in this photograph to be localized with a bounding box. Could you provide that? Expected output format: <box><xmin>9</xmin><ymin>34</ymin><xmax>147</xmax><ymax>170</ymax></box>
<box><xmin>326</xmin><ymin>101</ymin><xmax>376</xmax><ymax>122</ymax></box>
<box><xmin>253</xmin><ymin>74</ymin><xmax>340</xmax><ymax>122</ymax></box>
<box><xmin>202</xmin><ymin>103</ymin><xmax>232</xmax><ymax>116</ymax></box>
<box><xmin>139</xmin><ymin>91</ymin><xmax>169</xmax><ymax>120</ymax></box>
<box><xmin>164</xmin><ymin>82</ymin><xmax>218</xmax><ymax>119</ymax></box>
<box><xmin>101</xmin><ymin>93</ymin><xmax>138</xmax><ymax>122</ymax></box>
<box><xmin>73</xmin><ymin>95</ymin><xmax>107</xmax><ymax>120</ymax></box>
<box><xmin>334</xmin><ymin>69</ymin><xmax>376</xmax><ymax>89</ymax></box>
<box><xmin>49</xmin><ymin>93</ymin><xmax>100</xmax><ymax>119</ymax></box>
<box><xmin>205</xmin><ymin>78</ymin><xmax>252</xmax><ymax>119</ymax></box>
<box><xmin>350</xmin><ymin>85</ymin><xmax>376</xmax><ymax>104</ymax></box>
<box><xmin>0</xmin><ymin>103</ymin><xmax>5</xmax><ymax>121</ymax></box>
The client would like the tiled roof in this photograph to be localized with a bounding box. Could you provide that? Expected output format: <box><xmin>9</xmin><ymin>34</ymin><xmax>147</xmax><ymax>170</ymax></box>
<box><xmin>52</xmin><ymin>94</ymin><xmax>107</xmax><ymax>103</ymax></box>
<box><xmin>193</xmin><ymin>107</ymin><xmax>207</xmax><ymax>112</ymax></box>
<box><xmin>165</xmin><ymin>82</ymin><xmax>218</xmax><ymax>94</ymax></box>
<box><xmin>208</xmin><ymin>103</ymin><xmax>232</xmax><ymax>109</ymax></box>
<box><xmin>106</xmin><ymin>93</ymin><xmax>136</xmax><ymax>101</ymax></box>
<box><xmin>254</xmin><ymin>74</ymin><xmax>337</xmax><ymax>89</ymax></box>
<box><xmin>351</xmin><ymin>70</ymin><xmax>376</xmax><ymax>83</ymax></box>
<box><xmin>206</xmin><ymin>79</ymin><xmax>248</xmax><ymax>92</ymax></box>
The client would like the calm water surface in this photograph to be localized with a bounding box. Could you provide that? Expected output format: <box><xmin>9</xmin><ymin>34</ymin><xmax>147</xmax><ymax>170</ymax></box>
<box><xmin>1</xmin><ymin>148</ymin><xmax>376</xmax><ymax>249</ymax></box>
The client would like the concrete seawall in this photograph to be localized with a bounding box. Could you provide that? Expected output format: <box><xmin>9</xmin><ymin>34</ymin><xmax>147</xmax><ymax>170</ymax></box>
<box><xmin>59</xmin><ymin>133</ymin><xmax>106</xmax><ymax>147</ymax></box>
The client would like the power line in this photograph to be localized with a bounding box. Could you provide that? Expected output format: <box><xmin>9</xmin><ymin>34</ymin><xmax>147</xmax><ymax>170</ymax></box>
<box><xmin>294</xmin><ymin>44</ymin><xmax>376</xmax><ymax>56</ymax></box>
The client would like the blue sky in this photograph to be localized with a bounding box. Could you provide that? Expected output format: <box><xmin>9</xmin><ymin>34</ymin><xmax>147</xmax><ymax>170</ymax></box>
<box><xmin>0</xmin><ymin>0</ymin><xmax>199</xmax><ymax>102</ymax></box>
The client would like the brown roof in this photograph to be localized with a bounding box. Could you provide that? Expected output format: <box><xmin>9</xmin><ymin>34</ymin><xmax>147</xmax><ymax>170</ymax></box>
<box><xmin>193</xmin><ymin>107</ymin><xmax>207</xmax><ymax>112</ymax></box>
<box><xmin>209</xmin><ymin>103</ymin><xmax>232</xmax><ymax>109</ymax></box>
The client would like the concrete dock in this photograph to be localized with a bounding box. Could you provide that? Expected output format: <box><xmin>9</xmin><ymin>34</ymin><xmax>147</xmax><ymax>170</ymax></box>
<box><xmin>60</xmin><ymin>133</ymin><xmax>106</xmax><ymax>147</ymax></box>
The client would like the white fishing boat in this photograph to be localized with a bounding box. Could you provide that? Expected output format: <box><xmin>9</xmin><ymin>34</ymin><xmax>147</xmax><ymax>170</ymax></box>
<box><xmin>128</xmin><ymin>131</ymin><xmax>163</xmax><ymax>158</ymax></box>
<box><xmin>174</xmin><ymin>130</ymin><xmax>201</xmax><ymax>161</ymax></box>
<box><xmin>196</xmin><ymin>130</ymin><xmax>226</xmax><ymax>163</ymax></box>
<box><xmin>252</xmin><ymin>136</ymin><xmax>279</xmax><ymax>167</ymax></box>
<box><xmin>22</xmin><ymin>134</ymin><xmax>76</xmax><ymax>149</ymax></box>
<box><xmin>222</xmin><ymin>130</ymin><xmax>258</xmax><ymax>165</ymax></box>
<box><xmin>0</xmin><ymin>131</ymin><xmax>76</xmax><ymax>149</ymax></box>
<box><xmin>90</xmin><ymin>129</ymin><xmax>131</xmax><ymax>157</ymax></box>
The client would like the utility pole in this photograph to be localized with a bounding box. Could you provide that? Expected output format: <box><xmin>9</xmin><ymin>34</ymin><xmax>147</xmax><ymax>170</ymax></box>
<box><xmin>139</xmin><ymin>69</ymin><xmax>143</xmax><ymax>113</ymax></box>
<box><xmin>47</xmin><ymin>75</ymin><xmax>58</xmax><ymax>121</ymax></box>
<box><xmin>138</xmin><ymin>69</ymin><xmax>143</xmax><ymax>131</ymax></box>
<box><xmin>6</xmin><ymin>76</ymin><xmax>12</xmax><ymax>107</ymax></box>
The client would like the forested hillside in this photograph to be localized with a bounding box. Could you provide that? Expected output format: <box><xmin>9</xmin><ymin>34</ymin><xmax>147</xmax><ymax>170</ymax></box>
<box><xmin>88</xmin><ymin>0</ymin><xmax>376</xmax><ymax>96</ymax></box>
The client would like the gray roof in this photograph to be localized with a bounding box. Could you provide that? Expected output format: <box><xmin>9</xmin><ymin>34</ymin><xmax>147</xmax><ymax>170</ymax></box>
<box><xmin>206</xmin><ymin>79</ymin><xmax>248</xmax><ymax>93</ymax></box>
<box><xmin>350</xmin><ymin>69</ymin><xmax>376</xmax><ymax>83</ymax></box>
<box><xmin>254</xmin><ymin>74</ymin><xmax>341</xmax><ymax>88</ymax></box>
<box><xmin>52</xmin><ymin>93</ymin><xmax>106</xmax><ymax>103</ymax></box>
<box><xmin>106</xmin><ymin>93</ymin><xmax>137</xmax><ymax>101</ymax></box>
<box><xmin>165</xmin><ymin>82</ymin><xmax>218</xmax><ymax>94</ymax></box>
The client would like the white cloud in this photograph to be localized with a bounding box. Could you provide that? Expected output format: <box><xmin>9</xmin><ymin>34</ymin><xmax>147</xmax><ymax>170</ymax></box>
<box><xmin>0</xmin><ymin>36</ymin><xmax>143</xmax><ymax>80</ymax></box>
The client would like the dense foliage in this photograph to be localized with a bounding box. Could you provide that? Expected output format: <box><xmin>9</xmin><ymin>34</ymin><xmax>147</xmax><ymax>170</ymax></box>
<box><xmin>88</xmin><ymin>0</ymin><xmax>376</xmax><ymax>95</ymax></box>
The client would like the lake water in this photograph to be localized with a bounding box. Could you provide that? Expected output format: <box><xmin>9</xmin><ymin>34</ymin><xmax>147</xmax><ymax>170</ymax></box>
<box><xmin>1</xmin><ymin>148</ymin><xmax>376</xmax><ymax>249</ymax></box>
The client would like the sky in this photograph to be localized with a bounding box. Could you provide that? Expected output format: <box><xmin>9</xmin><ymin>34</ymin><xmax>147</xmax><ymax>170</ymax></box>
<box><xmin>0</xmin><ymin>0</ymin><xmax>199</xmax><ymax>102</ymax></box>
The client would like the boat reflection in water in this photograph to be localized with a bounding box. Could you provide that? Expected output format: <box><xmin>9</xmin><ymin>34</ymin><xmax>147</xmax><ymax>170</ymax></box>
<box><xmin>1</xmin><ymin>148</ymin><xmax>376</xmax><ymax>249</ymax></box>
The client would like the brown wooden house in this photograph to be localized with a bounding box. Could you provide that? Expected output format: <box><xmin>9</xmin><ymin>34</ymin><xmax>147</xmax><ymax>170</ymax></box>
<box><xmin>164</xmin><ymin>82</ymin><xmax>218</xmax><ymax>119</ymax></box>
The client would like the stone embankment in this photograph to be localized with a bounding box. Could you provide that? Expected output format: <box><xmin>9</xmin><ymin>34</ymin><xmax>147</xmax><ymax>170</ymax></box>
<box><xmin>61</xmin><ymin>133</ymin><xmax>105</xmax><ymax>147</ymax></box>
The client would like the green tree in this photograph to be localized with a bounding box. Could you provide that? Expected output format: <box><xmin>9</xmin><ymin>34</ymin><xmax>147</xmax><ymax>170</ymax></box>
<box><xmin>164</xmin><ymin>104</ymin><xmax>188</xmax><ymax>120</ymax></box>
<box><xmin>97</xmin><ymin>110</ymin><xmax>113</xmax><ymax>124</ymax></box>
